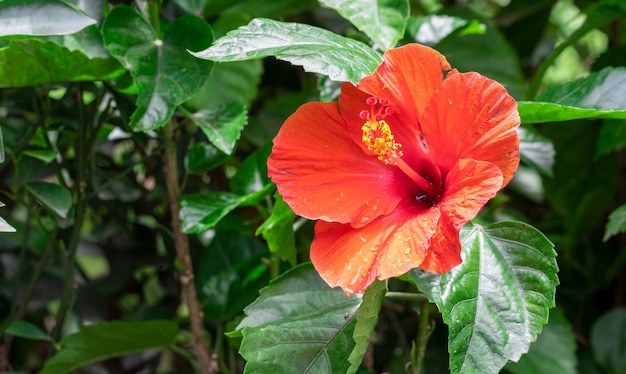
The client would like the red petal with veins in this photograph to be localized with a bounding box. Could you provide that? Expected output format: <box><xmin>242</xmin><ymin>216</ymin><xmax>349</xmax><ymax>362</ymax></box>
<box><xmin>420</xmin><ymin>159</ymin><xmax>503</xmax><ymax>273</ymax></box>
<box><xmin>420</xmin><ymin>72</ymin><xmax>520</xmax><ymax>187</ymax></box>
<box><xmin>311</xmin><ymin>201</ymin><xmax>440</xmax><ymax>295</ymax></box>
<box><xmin>267</xmin><ymin>101</ymin><xmax>413</xmax><ymax>227</ymax></box>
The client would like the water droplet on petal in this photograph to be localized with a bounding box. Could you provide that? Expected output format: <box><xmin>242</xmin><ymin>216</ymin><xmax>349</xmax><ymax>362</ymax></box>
<box><xmin>362</xmin><ymin>257</ymin><xmax>369</xmax><ymax>264</ymax></box>
<box><xmin>404</xmin><ymin>247</ymin><xmax>411</xmax><ymax>255</ymax></box>
<box><xmin>360</xmin><ymin>236</ymin><xmax>367</xmax><ymax>243</ymax></box>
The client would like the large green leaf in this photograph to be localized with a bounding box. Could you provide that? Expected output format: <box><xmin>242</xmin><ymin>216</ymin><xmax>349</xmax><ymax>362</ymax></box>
<box><xmin>179</xmin><ymin>192</ymin><xmax>245</xmax><ymax>234</ymax></box>
<box><xmin>519</xmin><ymin>67</ymin><xmax>626</xmax><ymax>124</ymax></box>
<box><xmin>25</xmin><ymin>181</ymin><xmax>72</xmax><ymax>219</ymax></box>
<box><xmin>505</xmin><ymin>308</ymin><xmax>577</xmax><ymax>374</ymax></box>
<box><xmin>436</xmin><ymin>13</ymin><xmax>524</xmax><ymax>99</ymax></box>
<box><xmin>0</xmin><ymin>0</ymin><xmax>95</xmax><ymax>38</ymax></box>
<box><xmin>596</xmin><ymin>119</ymin><xmax>626</xmax><ymax>158</ymax></box>
<box><xmin>0</xmin><ymin>39</ymin><xmax>124</xmax><ymax>87</ymax></box>
<box><xmin>102</xmin><ymin>7</ymin><xmax>214</xmax><ymax>131</ymax></box>
<box><xmin>196</xmin><ymin>229</ymin><xmax>270</xmax><ymax>322</ymax></box>
<box><xmin>406</xmin><ymin>14</ymin><xmax>483</xmax><ymax>46</ymax></box>
<box><xmin>603</xmin><ymin>204</ymin><xmax>626</xmax><ymax>241</ymax></box>
<box><xmin>518</xmin><ymin>127</ymin><xmax>555</xmax><ymax>177</ymax></box>
<box><xmin>184</xmin><ymin>142</ymin><xmax>229</xmax><ymax>174</ymax></box>
<box><xmin>319</xmin><ymin>0</ymin><xmax>409</xmax><ymax>50</ymax></box>
<box><xmin>407</xmin><ymin>222</ymin><xmax>558</xmax><ymax>374</ymax></box>
<box><xmin>192</xmin><ymin>18</ymin><xmax>382</xmax><ymax>84</ymax></box>
<box><xmin>591</xmin><ymin>308</ymin><xmax>626</xmax><ymax>374</ymax></box>
<box><xmin>255</xmin><ymin>192</ymin><xmax>297</xmax><ymax>265</ymax></box>
<box><xmin>346</xmin><ymin>279</ymin><xmax>387</xmax><ymax>374</ymax></box>
<box><xmin>189</xmin><ymin>104</ymin><xmax>248</xmax><ymax>155</ymax></box>
<box><xmin>39</xmin><ymin>320</ymin><xmax>178</xmax><ymax>374</ymax></box>
<box><xmin>233</xmin><ymin>263</ymin><xmax>362</xmax><ymax>373</ymax></box>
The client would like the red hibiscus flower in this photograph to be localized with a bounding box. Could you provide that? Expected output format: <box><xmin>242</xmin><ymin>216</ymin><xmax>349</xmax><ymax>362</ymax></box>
<box><xmin>267</xmin><ymin>44</ymin><xmax>520</xmax><ymax>295</ymax></box>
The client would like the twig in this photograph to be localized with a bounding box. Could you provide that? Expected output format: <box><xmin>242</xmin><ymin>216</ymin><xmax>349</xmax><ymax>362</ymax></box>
<box><xmin>161</xmin><ymin>121</ymin><xmax>217</xmax><ymax>374</ymax></box>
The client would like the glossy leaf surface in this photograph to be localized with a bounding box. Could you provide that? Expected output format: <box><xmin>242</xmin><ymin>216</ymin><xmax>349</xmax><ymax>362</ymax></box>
<box><xmin>102</xmin><ymin>6</ymin><xmax>214</xmax><ymax>130</ymax></box>
<box><xmin>0</xmin><ymin>0</ymin><xmax>95</xmax><ymax>37</ymax></box>
<box><xmin>234</xmin><ymin>263</ymin><xmax>362</xmax><ymax>373</ymax></box>
<box><xmin>319</xmin><ymin>0</ymin><xmax>409</xmax><ymax>50</ymax></box>
<box><xmin>407</xmin><ymin>222</ymin><xmax>558</xmax><ymax>374</ymax></box>
<box><xmin>192</xmin><ymin>18</ymin><xmax>382</xmax><ymax>84</ymax></box>
<box><xmin>180</xmin><ymin>192</ymin><xmax>245</xmax><ymax>234</ymax></box>
<box><xmin>604</xmin><ymin>204</ymin><xmax>626</xmax><ymax>241</ymax></box>
<box><xmin>5</xmin><ymin>320</ymin><xmax>53</xmax><ymax>341</ymax></box>
<box><xmin>190</xmin><ymin>104</ymin><xmax>248</xmax><ymax>155</ymax></box>
<box><xmin>25</xmin><ymin>182</ymin><xmax>72</xmax><ymax>219</ymax></box>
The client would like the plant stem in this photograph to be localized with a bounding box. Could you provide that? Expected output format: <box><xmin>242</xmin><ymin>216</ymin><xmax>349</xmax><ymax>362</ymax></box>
<box><xmin>51</xmin><ymin>84</ymin><xmax>89</xmax><ymax>342</ymax></box>
<box><xmin>161</xmin><ymin>121</ymin><xmax>217</xmax><ymax>374</ymax></box>
<box><xmin>410</xmin><ymin>301</ymin><xmax>434</xmax><ymax>374</ymax></box>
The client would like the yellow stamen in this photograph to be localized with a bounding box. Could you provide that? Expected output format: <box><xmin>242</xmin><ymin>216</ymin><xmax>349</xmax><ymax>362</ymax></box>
<box><xmin>361</xmin><ymin>120</ymin><xmax>403</xmax><ymax>165</ymax></box>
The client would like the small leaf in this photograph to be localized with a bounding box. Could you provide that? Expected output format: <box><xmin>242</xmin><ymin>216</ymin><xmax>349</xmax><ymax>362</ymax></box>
<box><xmin>234</xmin><ymin>263</ymin><xmax>362</xmax><ymax>373</ymax></box>
<box><xmin>190</xmin><ymin>104</ymin><xmax>247</xmax><ymax>155</ymax></box>
<box><xmin>0</xmin><ymin>215</ymin><xmax>16</xmax><ymax>232</ymax></box>
<box><xmin>519</xmin><ymin>67</ymin><xmax>626</xmax><ymax>124</ymax></box>
<box><xmin>591</xmin><ymin>308</ymin><xmax>626</xmax><ymax>374</ymax></box>
<box><xmin>39</xmin><ymin>320</ymin><xmax>177</xmax><ymax>374</ymax></box>
<box><xmin>192</xmin><ymin>17</ymin><xmax>382</xmax><ymax>84</ymax></box>
<box><xmin>0</xmin><ymin>0</ymin><xmax>95</xmax><ymax>38</ymax></box>
<box><xmin>23</xmin><ymin>149</ymin><xmax>58</xmax><ymax>163</ymax></box>
<box><xmin>319</xmin><ymin>0</ymin><xmax>409</xmax><ymax>50</ymax></box>
<box><xmin>407</xmin><ymin>222</ymin><xmax>559</xmax><ymax>374</ymax></box>
<box><xmin>184</xmin><ymin>142</ymin><xmax>229</xmax><ymax>174</ymax></box>
<box><xmin>346</xmin><ymin>280</ymin><xmax>387</xmax><ymax>374</ymax></box>
<box><xmin>596</xmin><ymin>119</ymin><xmax>626</xmax><ymax>158</ymax></box>
<box><xmin>5</xmin><ymin>321</ymin><xmax>52</xmax><ymax>341</ymax></box>
<box><xmin>0</xmin><ymin>39</ymin><xmax>124</xmax><ymax>87</ymax></box>
<box><xmin>255</xmin><ymin>192</ymin><xmax>297</xmax><ymax>265</ymax></box>
<box><xmin>179</xmin><ymin>192</ymin><xmax>245</xmax><ymax>234</ymax></box>
<box><xmin>603</xmin><ymin>204</ymin><xmax>626</xmax><ymax>241</ymax></box>
<box><xmin>505</xmin><ymin>308</ymin><xmax>577</xmax><ymax>374</ymax></box>
<box><xmin>102</xmin><ymin>7</ymin><xmax>214</xmax><ymax>131</ymax></box>
<box><xmin>519</xmin><ymin>127</ymin><xmax>555</xmax><ymax>177</ymax></box>
<box><xmin>25</xmin><ymin>182</ymin><xmax>72</xmax><ymax>219</ymax></box>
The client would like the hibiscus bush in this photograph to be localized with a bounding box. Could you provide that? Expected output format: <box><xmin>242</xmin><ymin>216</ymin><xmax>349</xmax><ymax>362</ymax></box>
<box><xmin>1</xmin><ymin>0</ymin><xmax>626</xmax><ymax>373</ymax></box>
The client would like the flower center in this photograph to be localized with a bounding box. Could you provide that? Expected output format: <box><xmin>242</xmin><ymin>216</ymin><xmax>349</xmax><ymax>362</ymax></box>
<box><xmin>359</xmin><ymin>96</ymin><xmax>441</xmax><ymax>203</ymax></box>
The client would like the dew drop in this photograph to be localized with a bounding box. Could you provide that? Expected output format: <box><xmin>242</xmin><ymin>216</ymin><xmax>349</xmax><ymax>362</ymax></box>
<box><xmin>359</xmin><ymin>236</ymin><xmax>367</xmax><ymax>243</ymax></box>
<box><xmin>404</xmin><ymin>247</ymin><xmax>411</xmax><ymax>255</ymax></box>
<box><xmin>362</xmin><ymin>257</ymin><xmax>369</xmax><ymax>264</ymax></box>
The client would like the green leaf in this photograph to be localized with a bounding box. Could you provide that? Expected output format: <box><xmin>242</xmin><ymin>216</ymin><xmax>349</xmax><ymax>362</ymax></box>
<box><xmin>5</xmin><ymin>320</ymin><xmax>52</xmax><ymax>341</ymax></box>
<box><xmin>25</xmin><ymin>182</ymin><xmax>72</xmax><ymax>219</ymax></box>
<box><xmin>0</xmin><ymin>0</ymin><xmax>95</xmax><ymax>38</ymax></box>
<box><xmin>518</xmin><ymin>127</ymin><xmax>555</xmax><ymax>177</ymax></box>
<box><xmin>102</xmin><ymin>7</ymin><xmax>214</xmax><ymax>131</ymax></box>
<box><xmin>186</xmin><ymin>60</ymin><xmax>263</xmax><ymax>109</ymax></box>
<box><xmin>591</xmin><ymin>308</ymin><xmax>626</xmax><ymax>374</ymax></box>
<box><xmin>197</xmin><ymin>229</ymin><xmax>270</xmax><ymax>322</ymax></box>
<box><xmin>222</xmin><ymin>0</ymin><xmax>317</xmax><ymax>18</ymax></box>
<box><xmin>0</xmin><ymin>215</ymin><xmax>16</xmax><ymax>232</ymax></box>
<box><xmin>255</xmin><ymin>192</ymin><xmax>297</xmax><ymax>265</ymax></box>
<box><xmin>596</xmin><ymin>119</ymin><xmax>626</xmax><ymax>158</ymax></box>
<box><xmin>172</xmin><ymin>0</ymin><xmax>207</xmax><ymax>15</ymax></box>
<box><xmin>179</xmin><ymin>192</ymin><xmax>245</xmax><ymax>234</ymax></box>
<box><xmin>346</xmin><ymin>279</ymin><xmax>387</xmax><ymax>374</ymax></box>
<box><xmin>505</xmin><ymin>308</ymin><xmax>577</xmax><ymax>374</ymax></box>
<box><xmin>184</xmin><ymin>142</ymin><xmax>228</xmax><ymax>174</ymax></box>
<box><xmin>229</xmin><ymin>142</ymin><xmax>272</xmax><ymax>197</ymax></box>
<box><xmin>520</xmin><ymin>67</ymin><xmax>626</xmax><ymax>124</ymax></box>
<box><xmin>189</xmin><ymin>104</ymin><xmax>247</xmax><ymax>155</ymax></box>
<box><xmin>319</xmin><ymin>0</ymin><xmax>409</xmax><ymax>50</ymax></box>
<box><xmin>603</xmin><ymin>204</ymin><xmax>626</xmax><ymax>241</ymax></box>
<box><xmin>407</xmin><ymin>222</ymin><xmax>558</xmax><ymax>374</ymax></box>
<box><xmin>39</xmin><ymin>320</ymin><xmax>177</xmax><ymax>374</ymax></box>
<box><xmin>436</xmin><ymin>14</ymin><xmax>524</xmax><ymax>99</ymax></box>
<box><xmin>234</xmin><ymin>263</ymin><xmax>362</xmax><ymax>373</ymax></box>
<box><xmin>0</xmin><ymin>39</ymin><xmax>124</xmax><ymax>87</ymax></box>
<box><xmin>192</xmin><ymin>18</ymin><xmax>382</xmax><ymax>84</ymax></box>
<box><xmin>406</xmin><ymin>14</ymin><xmax>482</xmax><ymax>46</ymax></box>
<box><xmin>22</xmin><ymin>149</ymin><xmax>58</xmax><ymax>163</ymax></box>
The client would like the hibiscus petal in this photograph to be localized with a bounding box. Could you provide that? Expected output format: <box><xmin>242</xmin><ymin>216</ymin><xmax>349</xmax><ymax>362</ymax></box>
<box><xmin>267</xmin><ymin>101</ymin><xmax>413</xmax><ymax>227</ymax></box>
<box><xmin>420</xmin><ymin>72</ymin><xmax>520</xmax><ymax>187</ymax></box>
<box><xmin>420</xmin><ymin>159</ymin><xmax>503</xmax><ymax>273</ymax></box>
<box><xmin>357</xmin><ymin>44</ymin><xmax>451</xmax><ymax>119</ymax></box>
<box><xmin>310</xmin><ymin>201</ymin><xmax>440</xmax><ymax>295</ymax></box>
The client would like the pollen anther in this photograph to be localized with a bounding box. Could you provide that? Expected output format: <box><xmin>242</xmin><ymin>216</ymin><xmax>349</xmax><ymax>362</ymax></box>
<box><xmin>361</xmin><ymin>120</ymin><xmax>403</xmax><ymax>164</ymax></box>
